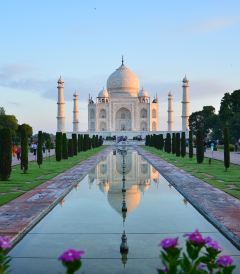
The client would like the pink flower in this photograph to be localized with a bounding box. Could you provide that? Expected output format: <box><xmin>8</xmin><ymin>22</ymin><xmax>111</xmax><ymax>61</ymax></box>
<box><xmin>58</xmin><ymin>249</ymin><xmax>85</xmax><ymax>262</ymax></box>
<box><xmin>0</xmin><ymin>236</ymin><xmax>12</xmax><ymax>250</ymax></box>
<box><xmin>205</xmin><ymin>237</ymin><xmax>222</xmax><ymax>251</ymax></box>
<box><xmin>217</xmin><ymin>255</ymin><xmax>233</xmax><ymax>267</ymax></box>
<box><xmin>184</xmin><ymin>229</ymin><xmax>205</xmax><ymax>245</ymax></box>
<box><xmin>160</xmin><ymin>237</ymin><xmax>178</xmax><ymax>249</ymax></box>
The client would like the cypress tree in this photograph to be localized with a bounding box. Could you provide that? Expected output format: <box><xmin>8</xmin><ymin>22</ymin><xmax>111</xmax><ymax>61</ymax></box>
<box><xmin>37</xmin><ymin>131</ymin><xmax>43</xmax><ymax>167</ymax></box>
<box><xmin>68</xmin><ymin>139</ymin><xmax>73</xmax><ymax>157</ymax></box>
<box><xmin>159</xmin><ymin>134</ymin><xmax>164</xmax><ymax>150</ymax></box>
<box><xmin>95</xmin><ymin>135</ymin><xmax>99</xmax><ymax>147</ymax></box>
<box><xmin>99</xmin><ymin>136</ymin><xmax>103</xmax><ymax>146</ymax></box>
<box><xmin>176</xmin><ymin>133</ymin><xmax>181</xmax><ymax>157</ymax></box>
<box><xmin>181</xmin><ymin>132</ymin><xmax>186</xmax><ymax>157</ymax></box>
<box><xmin>55</xmin><ymin>132</ymin><xmax>62</xmax><ymax>161</ymax></box>
<box><xmin>77</xmin><ymin>134</ymin><xmax>81</xmax><ymax>152</ymax></box>
<box><xmin>189</xmin><ymin>131</ymin><xmax>193</xmax><ymax>159</ymax></box>
<box><xmin>20</xmin><ymin>125</ymin><xmax>28</xmax><ymax>173</ymax></box>
<box><xmin>0</xmin><ymin>128</ymin><xmax>12</xmax><ymax>180</ymax></box>
<box><xmin>72</xmin><ymin>133</ymin><xmax>78</xmax><ymax>155</ymax></box>
<box><xmin>62</xmin><ymin>133</ymin><xmax>68</xmax><ymax>159</ymax></box>
<box><xmin>196</xmin><ymin>129</ymin><xmax>204</xmax><ymax>164</ymax></box>
<box><xmin>166</xmin><ymin>133</ymin><xmax>171</xmax><ymax>153</ymax></box>
<box><xmin>224</xmin><ymin>127</ymin><xmax>230</xmax><ymax>171</ymax></box>
<box><xmin>172</xmin><ymin>133</ymin><xmax>176</xmax><ymax>154</ymax></box>
<box><xmin>79</xmin><ymin>134</ymin><xmax>84</xmax><ymax>151</ymax></box>
<box><xmin>46</xmin><ymin>137</ymin><xmax>51</xmax><ymax>160</ymax></box>
<box><xmin>145</xmin><ymin>135</ymin><xmax>149</xmax><ymax>146</ymax></box>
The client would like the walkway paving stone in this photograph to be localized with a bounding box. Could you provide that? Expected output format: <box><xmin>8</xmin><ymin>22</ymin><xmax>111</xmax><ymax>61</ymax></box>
<box><xmin>0</xmin><ymin>146</ymin><xmax>113</xmax><ymax>244</ymax></box>
<box><xmin>135</xmin><ymin>146</ymin><xmax>240</xmax><ymax>250</ymax></box>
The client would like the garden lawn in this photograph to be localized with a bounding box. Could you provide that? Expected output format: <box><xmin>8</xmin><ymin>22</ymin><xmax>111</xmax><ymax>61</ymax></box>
<box><xmin>144</xmin><ymin>146</ymin><xmax>240</xmax><ymax>200</ymax></box>
<box><xmin>0</xmin><ymin>146</ymin><xmax>104</xmax><ymax>206</ymax></box>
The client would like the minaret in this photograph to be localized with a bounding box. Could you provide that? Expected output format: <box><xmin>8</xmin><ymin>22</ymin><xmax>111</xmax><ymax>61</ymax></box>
<box><xmin>57</xmin><ymin>76</ymin><xmax>65</xmax><ymax>132</ymax></box>
<box><xmin>167</xmin><ymin>91</ymin><xmax>174</xmax><ymax>131</ymax></box>
<box><xmin>182</xmin><ymin>75</ymin><xmax>190</xmax><ymax>131</ymax></box>
<box><xmin>73</xmin><ymin>92</ymin><xmax>79</xmax><ymax>133</ymax></box>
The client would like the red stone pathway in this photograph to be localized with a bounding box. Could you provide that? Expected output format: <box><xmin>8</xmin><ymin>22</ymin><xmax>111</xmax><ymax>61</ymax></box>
<box><xmin>0</xmin><ymin>146</ymin><xmax>112</xmax><ymax>244</ymax></box>
<box><xmin>136</xmin><ymin>146</ymin><xmax>240</xmax><ymax>250</ymax></box>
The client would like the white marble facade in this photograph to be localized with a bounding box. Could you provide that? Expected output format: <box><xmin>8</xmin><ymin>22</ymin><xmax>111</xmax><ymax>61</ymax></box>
<box><xmin>88</xmin><ymin>59</ymin><xmax>159</xmax><ymax>133</ymax></box>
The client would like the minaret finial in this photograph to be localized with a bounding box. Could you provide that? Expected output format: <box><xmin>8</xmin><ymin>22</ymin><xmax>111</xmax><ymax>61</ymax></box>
<box><xmin>122</xmin><ymin>55</ymin><xmax>124</xmax><ymax>65</ymax></box>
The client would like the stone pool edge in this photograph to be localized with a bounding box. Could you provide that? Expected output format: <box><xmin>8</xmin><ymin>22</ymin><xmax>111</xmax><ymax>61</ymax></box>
<box><xmin>0</xmin><ymin>146</ymin><xmax>113</xmax><ymax>246</ymax></box>
<box><xmin>135</xmin><ymin>145</ymin><xmax>240</xmax><ymax>250</ymax></box>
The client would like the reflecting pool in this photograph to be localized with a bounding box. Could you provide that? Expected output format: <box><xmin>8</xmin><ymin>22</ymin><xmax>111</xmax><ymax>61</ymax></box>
<box><xmin>9</xmin><ymin>149</ymin><xmax>240</xmax><ymax>273</ymax></box>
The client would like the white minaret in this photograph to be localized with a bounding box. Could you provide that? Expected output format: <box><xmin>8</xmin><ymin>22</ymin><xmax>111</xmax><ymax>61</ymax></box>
<box><xmin>182</xmin><ymin>75</ymin><xmax>190</xmax><ymax>131</ymax></box>
<box><xmin>167</xmin><ymin>91</ymin><xmax>174</xmax><ymax>131</ymax></box>
<box><xmin>57</xmin><ymin>76</ymin><xmax>65</xmax><ymax>132</ymax></box>
<box><xmin>73</xmin><ymin>92</ymin><xmax>79</xmax><ymax>133</ymax></box>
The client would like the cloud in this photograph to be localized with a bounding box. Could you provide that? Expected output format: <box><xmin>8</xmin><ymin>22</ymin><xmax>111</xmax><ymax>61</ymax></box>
<box><xmin>187</xmin><ymin>16</ymin><xmax>240</xmax><ymax>33</ymax></box>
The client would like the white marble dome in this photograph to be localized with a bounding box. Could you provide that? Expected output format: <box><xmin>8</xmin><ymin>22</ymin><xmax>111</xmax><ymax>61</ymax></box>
<box><xmin>98</xmin><ymin>88</ymin><xmax>109</xmax><ymax>98</ymax></box>
<box><xmin>138</xmin><ymin>88</ymin><xmax>149</xmax><ymax>97</ymax></box>
<box><xmin>107</xmin><ymin>63</ymin><xmax>140</xmax><ymax>97</ymax></box>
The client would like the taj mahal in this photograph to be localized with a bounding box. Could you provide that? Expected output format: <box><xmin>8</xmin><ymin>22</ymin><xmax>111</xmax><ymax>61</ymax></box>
<box><xmin>56</xmin><ymin>57</ymin><xmax>190</xmax><ymax>138</ymax></box>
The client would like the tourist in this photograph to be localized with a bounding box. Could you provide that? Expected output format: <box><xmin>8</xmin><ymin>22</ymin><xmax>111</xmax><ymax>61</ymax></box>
<box><xmin>16</xmin><ymin>146</ymin><xmax>21</xmax><ymax>160</ymax></box>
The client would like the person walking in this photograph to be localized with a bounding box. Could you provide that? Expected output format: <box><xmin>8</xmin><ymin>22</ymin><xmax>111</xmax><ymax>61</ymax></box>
<box><xmin>17</xmin><ymin>146</ymin><xmax>21</xmax><ymax>160</ymax></box>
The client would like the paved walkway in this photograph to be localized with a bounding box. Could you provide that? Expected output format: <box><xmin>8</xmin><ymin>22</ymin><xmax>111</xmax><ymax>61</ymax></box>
<box><xmin>12</xmin><ymin>149</ymin><xmax>55</xmax><ymax>166</ymax></box>
<box><xmin>0</xmin><ymin>146</ymin><xmax>112</xmax><ymax>244</ymax></box>
<box><xmin>191</xmin><ymin>148</ymin><xmax>240</xmax><ymax>165</ymax></box>
<box><xmin>135</xmin><ymin>146</ymin><xmax>240</xmax><ymax>250</ymax></box>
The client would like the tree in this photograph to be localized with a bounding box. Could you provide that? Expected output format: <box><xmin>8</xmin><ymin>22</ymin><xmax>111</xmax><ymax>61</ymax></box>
<box><xmin>46</xmin><ymin>137</ymin><xmax>51</xmax><ymax>160</ymax></box>
<box><xmin>79</xmin><ymin>134</ymin><xmax>84</xmax><ymax>151</ymax></box>
<box><xmin>20</xmin><ymin>125</ymin><xmax>28</xmax><ymax>173</ymax></box>
<box><xmin>0</xmin><ymin>107</ymin><xmax>5</xmax><ymax>115</ymax></box>
<box><xmin>37</xmin><ymin>131</ymin><xmax>43</xmax><ymax>167</ymax></box>
<box><xmin>176</xmin><ymin>133</ymin><xmax>180</xmax><ymax>157</ymax></box>
<box><xmin>166</xmin><ymin>133</ymin><xmax>171</xmax><ymax>153</ymax></box>
<box><xmin>196</xmin><ymin>129</ymin><xmax>204</xmax><ymax>164</ymax></box>
<box><xmin>83</xmin><ymin>134</ymin><xmax>89</xmax><ymax>151</ymax></box>
<box><xmin>55</xmin><ymin>132</ymin><xmax>62</xmax><ymax>161</ymax></box>
<box><xmin>181</xmin><ymin>132</ymin><xmax>186</xmax><ymax>157</ymax></box>
<box><xmin>224</xmin><ymin>127</ymin><xmax>230</xmax><ymax>171</ymax></box>
<box><xmin>99</xmin><ymin>136</ymin><xmax>103</xmax><ymax>146</ymax></box>
<box><xmin>189</xmin><ymin>131</ymin><xmax>193</xmax><ymax>159</ymax></box>
<box><xmin>172</xmin><ymin>133</ymin><xmax>176</xmax><ymax>154</ymax></box>
<box><xmin>62</xmin><ymin>133</ymin><xmax>68</xmax><ymax>159</ymax></box>
<box><xmin>0</xmin><ymin>128</ymin><xmax>12</xmax><ymax>180</ymax></box>
<box><xmin>17</xmin><ymin>124</ymin><xmax>33</xmax><ymax>138</ymax></box>
<box><xmin>68</xmin><ymin>139</ymin><xmax>73</xmax><ymax>157</ymax></box>
<box><xmin>72</xmin><ymin>134</ymin><xmax>78</xmax><ymax>155</ymax></box>
<box><xmin>0</xmin><ymin>115</ymin><xmax>18</xmax><ymax>136</ymax></box>
<box><xmin>77</xmin><ymin>134</ymin><xmax>81</xmax><ymax>152</ymax></box>
<box><xmin>159</xmin><ymin>134</ymin><xmax>164</xmax><ymax>150</ymax></box>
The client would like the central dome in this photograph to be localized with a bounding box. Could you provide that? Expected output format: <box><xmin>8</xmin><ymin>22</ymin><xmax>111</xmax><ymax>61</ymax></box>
<box><xmin>107</xmin><ymin>62</ymin><xmax>140</xmax><ymax>97</ymax></box>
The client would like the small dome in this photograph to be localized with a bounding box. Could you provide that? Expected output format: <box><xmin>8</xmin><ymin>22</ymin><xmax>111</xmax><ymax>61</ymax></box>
<box><xmin>183</xmin><ymin>75</ymin><xmax>188</xmax><ymax>83</ymax></box>
<box><xmin>107</xmin><ymin>62</ymin><xmax>140</xmax><ymax>97</ymax></box>
<box><xmin>98</xmin><ymin>88</ymin><xmax>109</xmax><ymax>98</ymax></box>
<box><xmin>138</xmin><ymin>88</ymin><xmax>149</xmax><ymax>97</ymax></box>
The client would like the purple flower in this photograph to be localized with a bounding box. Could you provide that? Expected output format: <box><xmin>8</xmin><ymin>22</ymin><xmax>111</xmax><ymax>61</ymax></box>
<box><xmin>59</xmin><ymin>249</ymin><xmax>85</xmax><ymax>262</ymax></box>
<box><xmin>205</xmin><ymin>237</ymin><xmax>222</xmax><ymax>251</ymax></box>
<box><xmin>0</xmin><ymin>236</ymin><xmax>12</xmax><ymax>250</ymax></box>
<box><xmin>160</xmin><ymin>237</ymin><xmax>178</xmax><ymax>249</ymax></box>
<box><xmin>198</xmin><ymin>263</ymin><xmax>207</xmax><ymax>270</ymax></box>
<box><xmin>217</xmin><ymin>255</ymin><xmax>233</xmax><ymax>267</ymax></box>
<box><xmin>184</xmin><ymin>230</ymin><xmax>205</xmax><ymax>245</ymax></box>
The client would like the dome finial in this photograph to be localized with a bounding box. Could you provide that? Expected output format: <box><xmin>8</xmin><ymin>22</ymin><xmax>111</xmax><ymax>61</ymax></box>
<box><xmin>121</xmin><ymin>55</ymin><xmax>124</xmax><ymax>66</ymax></box>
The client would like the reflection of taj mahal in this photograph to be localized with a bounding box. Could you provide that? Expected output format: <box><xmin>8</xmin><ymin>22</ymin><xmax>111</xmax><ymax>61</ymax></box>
<box><xmin>88</xmin><ymin>150</ymin><xmax>159</xmax><ymax>215</ymax></box>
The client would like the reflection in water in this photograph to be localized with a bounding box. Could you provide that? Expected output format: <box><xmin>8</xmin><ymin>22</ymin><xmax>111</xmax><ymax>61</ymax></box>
<box><xmin>89</xmin><ymin>148</ymin><xmax>160</xmax><ymax>268</ymax></box>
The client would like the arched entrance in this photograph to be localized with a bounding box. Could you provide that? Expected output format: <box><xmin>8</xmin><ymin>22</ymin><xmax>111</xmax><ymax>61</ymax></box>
<box><xmin>115</xmin><ymin>107</ymin><xmax>131</xmax><ymax>131</ymax></box>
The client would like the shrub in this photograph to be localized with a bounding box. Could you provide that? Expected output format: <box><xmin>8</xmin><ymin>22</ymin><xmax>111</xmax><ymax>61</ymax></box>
<box><xmin>55</xmin><ymin>132</ymin><xmax>62</xmax><ymax>161</ymax></box>
<box><xmin>37</xmin><ymin>131</ymin><xmax>43</xmax><ymax>168</ymax></box>
<box><xmin>166</xmin><ymin>133</ymin><xmax>171</xmax><ymax>153</ymax></box>
<box><xmin>189</xmin><ymin>131</ymin><xmax>193</xmax><ymax>158</ymax></box>
<box><xmin>0</xmin><ymin>128</ymin><xmax>12</xmax><ymax>180</ymax></box>
<box><xmin>77</xmin><ymin>134</ymin><xmax>81</xmax><ymax>152</ymax></box>
<box><xmin>20</xmin><ymin>125</ymin><xmax>28</xmax><ymax>173</ymax></box>
<box><xmin>62</xmin><ymin>133</ymin><xmax>68</xmax><ymax>160</ymax></box>
<box><xmin>181</xmin><ymin>132</ymin><xmax>186</xmax><ymax>157</ymax></box>
<box><xmin>72</xmin><ymin>134</ymin><xmax>78</xmax><ymax>156</ymax></box>
<box><xmin>83</xmin><ymin>134</ymin><xmax>89</xmax><ymax>151</ymax></box>
<box><xmin>99</xmin><ymin>136</ymin><xmax>103</xmax><ymax>146</ymax></box>
<box><xmin>68</xmin><ymin>139</ymin><xmax>73</xmax><ymax>157</ymax></box>
<box><xmin>176</xmin><ymin>133</ymin><xmax>180</xmax><ymax>157</ymax></box>
<box><xmin>171</xmin><ymin>133</ymin><xmax>176</xmax><ymax>154</ymax></box>
<box><xmin>159</xmin><ymin>134</ymin><xmax>164</xmax><ymax>150</ymax></box>
<box><xmin>196</xmin><ymin>129</ymin><xmax>204</xmax><ymax>164</ymax></box>
<box><xmin>224</xmin><ymin>127</ymin><xmax>230</xmax><ymax>171</ymax></box>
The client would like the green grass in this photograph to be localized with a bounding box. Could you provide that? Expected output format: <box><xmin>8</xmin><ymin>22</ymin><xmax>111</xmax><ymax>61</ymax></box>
<box><xmin>144</xmin><ymin>146</ymin><xmax>240</xmax><ymax>200</ymax></box>
<box><xmin>0</xmin><ymin>147</ymin><xmax>104</xmax><ymax>206</ymax></box>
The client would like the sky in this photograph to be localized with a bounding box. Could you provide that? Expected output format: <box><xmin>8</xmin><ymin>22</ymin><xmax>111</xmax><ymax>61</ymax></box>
<box><xmin>0</xmin><ymin>0</ymin><xmax>239</xmax><ymax>133</ymax></box>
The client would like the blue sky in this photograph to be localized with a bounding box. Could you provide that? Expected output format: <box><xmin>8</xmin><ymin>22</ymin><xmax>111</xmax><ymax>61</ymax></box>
<box><xmin>0</xmin><ymin>0</ymin><xmax>239</xmax><ymax>133</ymax></box>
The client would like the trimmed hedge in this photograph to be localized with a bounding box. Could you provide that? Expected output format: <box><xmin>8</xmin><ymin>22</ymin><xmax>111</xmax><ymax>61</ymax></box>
<box><xmin>0</xmin><ymin>128</ymin><xmax>12</xmax><ymax>180</ymax></box>
<box><xmin>196</xmin><ymin>129</ymin><xmax>204</xmax><ymax>164</ymax></box>
<box><xmin>224</xmin><ymin>127</ymin><xmax>230</xmax><ymax>171</ymax></box>
<box><xmin>55</xmin><ymin>132</ymin><xmax>62</xmax><ymax>161</ymax></box>
<box><xmin>176</xmin><ymin>133</ymin><xmax>181</xmax><ymax>157</ymax></box>
<box><xmin>62</xmin><ymin>133</ymin><xmax>68</xmax><ymax>159</ymax></box>
<box><xmin>181</xmin><ymin>132</ymin><xmax>186</xmax><ymax>158</ymax></box>
<box><xmin>37</xmin><ymin>131</ymin><xmax>43</xmax><ymax>167</ymax></box>
<box><xmin>72</xmin><ymin>133</ymin><xmax>78</xmax><ymax>156</ymax></box>
<box><xmin>189</xmin><ymin>131</ymin><xmax>193</xmax><ymax>158</ymax></box>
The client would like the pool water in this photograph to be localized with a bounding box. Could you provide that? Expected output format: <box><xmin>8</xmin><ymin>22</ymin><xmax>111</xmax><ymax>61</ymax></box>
<box><xmin>9</xmin><ymin>149</ymin><xmax>240</xmax><ymax>273</ymax></box>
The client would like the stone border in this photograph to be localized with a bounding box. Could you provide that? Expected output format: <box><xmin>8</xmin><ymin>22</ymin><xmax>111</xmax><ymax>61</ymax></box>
<box><xmin>0</xmin><ymin>146</ymin><xmax>113</xmax><ymax>246</ymax></box>
<box><xmin>135</xmin><ymin>146</ymin><xmax>240</xmax><ymax>250</ymax></box>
